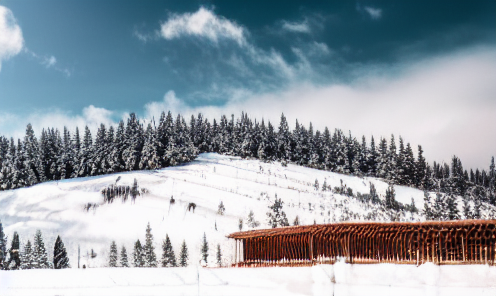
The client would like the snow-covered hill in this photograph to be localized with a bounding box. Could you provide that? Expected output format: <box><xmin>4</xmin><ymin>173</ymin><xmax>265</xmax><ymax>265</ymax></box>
<box><xmin>0</xmin><ymin>153</ymin><xmax>426</xmax><ymax>268</ymax></box>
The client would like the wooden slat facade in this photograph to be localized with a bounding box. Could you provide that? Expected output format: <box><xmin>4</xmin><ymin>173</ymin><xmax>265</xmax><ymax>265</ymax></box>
<box><xmin>228</xmin><ymin>220</ymin><xmax>496</xmax><ymax>267</ymax></box>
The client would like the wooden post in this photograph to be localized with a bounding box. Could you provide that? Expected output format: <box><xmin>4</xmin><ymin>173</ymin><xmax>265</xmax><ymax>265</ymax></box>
<box><xmin>309</xmin><ymin>235</ymin><xmax>314</xmax><ymax>264</ymax></box>
<box><xmin>462</xmin><ymin>236</ymin><xmax>465</xmax><ymax>262</ymax></box>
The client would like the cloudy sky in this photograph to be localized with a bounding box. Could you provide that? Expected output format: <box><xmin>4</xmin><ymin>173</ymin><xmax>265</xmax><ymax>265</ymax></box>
<box><xmin>0</xmin><ymin>0</ymin><xmax>495</xmax><ymax>170</ymax></box>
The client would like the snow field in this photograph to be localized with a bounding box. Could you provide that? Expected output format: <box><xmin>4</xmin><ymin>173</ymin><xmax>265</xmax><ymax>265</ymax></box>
<box><xmin>0</xmin><ymin>153</ymin><xmax>430</xmax><ymax>269</ymax></box>
<box><xmin>1</xmin><ymin>263</ymin><xmax>495</xmax><ymax>296</ymax></box>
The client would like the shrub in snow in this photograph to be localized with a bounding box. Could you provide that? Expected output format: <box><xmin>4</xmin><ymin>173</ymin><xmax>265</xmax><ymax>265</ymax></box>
<box><xmin>53</xmin><ymin>235</ymin><xmax>70</xmax><ymax>269</ymax></box>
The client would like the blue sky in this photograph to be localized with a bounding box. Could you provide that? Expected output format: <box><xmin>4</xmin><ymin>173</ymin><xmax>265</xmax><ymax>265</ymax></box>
<box><xmin>0</xmin><ymin>0</ymin><xmax>495</xmax><ymax>169</ymax></box>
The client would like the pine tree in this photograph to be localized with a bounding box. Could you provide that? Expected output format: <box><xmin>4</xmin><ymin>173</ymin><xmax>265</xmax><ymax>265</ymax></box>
<box><xmin>384</xmin><ymin>185</ymin><xmax>398</xmax><ymax>211</ymax></box>
<box><xmin>247</xmin><ymin>210</ymin><xmax>260</xmax><ymax>228</ymax></box>
<box><xmin>120</xmin><ymin>246</ymin><xmax>129</xmax><ymax>267</ymax></box>
<box><xmin>179</xmin><ymin>240</ymin><xmax>188</xmax><ymax>267</ymax></box>
<box><xmin>133</xmin><ymin>239</ymin><xmax>144</xmax><ymax>267</ymax></box>
<box><xmin>267</xmin><ymin>196</ymin><xmax>289</xmax><ymax>228</ymax></box>
<box><xmin>0</xmin><ymin>220</ymin><xmax>6</xmax><ymax>269</ymax></box>
<box><xmin>161</xmin><ymin>234</ymin><xmax>176</xmax><ymax>267</ymax></box>
<box><xmin>6</xmin><ymin>231</ymin><xmax>20</xmax><ymax>269</ymax></box>
<box><xmin>446</xmin><ymin>194</ymin><xmax>460</xmax><ymax>220</ymax></box>
<box><xmin>217</xmin><ymin>201</ymin><xmax>225</xmax><ymax>215</ymax></box>
<box><xmin>143</xmin><ymin>222</ymin><xmax>157</xmax><ymax>267</ymax></box>
<box><xmin>216</xmin><ymin>244</ymin><xmax>222</xmax><ymax>267</ymax></box>
<box><xmin>21</xmin><ymin>240</ymin><xmax>33</xmax><ymax>270</ymax></box>
<box><xmin>32</xmin><ymin>230</ymin><xmax>50</xmax><ymax>269</ymax></box>
<box><xmin>423</xmin><ymin>192</ymin><xmax>433</xmax><ymax>220</ymax></box>
<box><xmin>53</xmin><ymin>235</ymin><xmax>69</xmax><ymax>269</ymax></box>
<box><xmin>462</xmin><ymin>197</ymin><xmax>472</xmax><ymax>219</ymax></box>
<box><xmin>238</xmin><ymin>218</ymin><xmax>243</xmax><ymax>231</ymax></box>
<box><xmin>109</xmin><ymin>241</ymin><xmax>118</xmax><ymax>267</ymax></box>
<box><xmin>314</xmin><ymin>179</ymin><xmax>319</xmax><ymax>191</ymax></box>
<box><xmin>200</xmin><ymin>233</ymin><xmax>209</xmax><ymax>264</ymax></box>
<box><xmin>293</xmin><ymin>215</ymin><xmax>300</xmax><ymax>226</ymax></box>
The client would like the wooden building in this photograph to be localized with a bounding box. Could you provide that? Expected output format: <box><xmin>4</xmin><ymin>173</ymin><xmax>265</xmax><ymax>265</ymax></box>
<box><xmin>228</xmin><ymin>220</ymin><xmax>496</xmax><ymax>267</ymax></box>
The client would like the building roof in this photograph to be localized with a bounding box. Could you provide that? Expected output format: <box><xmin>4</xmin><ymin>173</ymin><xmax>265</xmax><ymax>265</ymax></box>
<box><xmin>227</xmin><ymin>219</ymin><xmax>496</xmax><ymax>239</ymax></box>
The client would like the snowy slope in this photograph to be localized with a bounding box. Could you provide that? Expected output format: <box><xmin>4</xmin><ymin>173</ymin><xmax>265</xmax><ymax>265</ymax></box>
<box><xmin>0</xmin><ymin>153</ymin><xmax>425</xmax><ymax>268</ymax></box>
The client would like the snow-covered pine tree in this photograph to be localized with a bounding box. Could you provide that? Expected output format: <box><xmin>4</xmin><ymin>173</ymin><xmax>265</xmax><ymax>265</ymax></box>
<box><xmin>139</xmin><ymin>123</ymin><xmax>161</xmax><ymax>170</ymax></box>
<box><xmin>446</xmin><ymin>194</ymin><xmax>460</xmax><ymax>220</ymax></box>
<box><xmin>387</xmin><ymin>135</ymin><xmax>397</xmax><ymax>182</ymax></box>
<box><xmin>123</xmin><ymin>113</ymin><xmax>145</xmax><ymax>171</ymax></box>
<box><xmin>109</xmin><ymin>120</ymin><xmax>126</xmax><ymax>172</ymax></box>
<box><xmin>238</xmin><ymin>219</ymin><xmax>243</xmax><ymax>231</ymax></box>
<box><xmin>247</xmin><ymin>210</ymin><xmax>260</xmax><ymax>228</ymax></box>
<box><xmin>277</xmin><ymin>113</ymin><xmax>291</xmax><ymax>163</ymax></box>
<box><xmin>109</xmin><ymin>240</ymin><xmax>118</xmax><ymax>267</ymax></box>
<box><xmin>53</xmin><ymin>235</ymin><xmax>69</xmax><ymax>269</ymax></box>
<box><xmin>75</xmin><ymin>126</ymin><xmax>94</xmax><ymax>177</ymax></box>
<box><xmin>90</xmin><ymin>124</ymin><xmax>107</xmax><ymax>176</ymax></box>
<box><xmin>462</xmin><ymin>197</ymin><xmax>472</xmax><ymax>219</ymax></box>
<box><xmin>423</xmin><ymin>192</ymin><xmax>433</xmax><ymax>220</ymax></box>
<box><xmin>217</xmin><ymin>201</ymin><xmax>225</xmax><ymax>215</ymax></box>
<box><xmin>200</xmin><ymin>233</ymin><xmax>209</xmax><ymax>264</ymax></box>
<box><xmin>267</xmin><ymin>196</ymin><xmax>289</xmax><ymax>228</ymax></box>
<box><xmin>21</xmin><ymin>240</ymin><xmax>33</xmax><ymax>270</ymax></box>
<box><xmin>6</xmin><ymin>231</ymin><xmax>21</xmax><ymax>269</ymax></box>
<box><xmin>293</xmin><ymin>215</ymin><xmax>300</xmax><ymax>226</ymax></box>
<box><xmin>369</xmin><ymin>182</ymin><xmax>380</xmax><ymax>204</ymax></box>
<box><xmin>384</xmin><ymin>185</ymin><xmax>398</xmax><ymax>211</ymax></box>
<box><xmin>133</xmin><ymin>239</ymin><xmax>144</xmax><ymax>267</ymax></box>
<box><xmin>143</xmin><ymin>222</ymin><xmax>157</xmax><ymax>267</ymax></box>
<box><xmin>179</xmin><ymin>240</ymin><xmax>188</xmax><ymax>267</ymax></box>
<box><xmin>0</xmin><ymin>220</ymin><xmax>6</xmax><ymax>269</ymax></box>
<box><xmin>120</xmin><ymin>246</ymin><xmax>129</xmax><ymax>267</ymax></box>
<box><xmin>404</xmin><ymin>143</ymin><xmax>416</xmax><ymax>186</ymax></box>
<box><xmin>432</xmin><ymin>193</ymin><xmax>445</xmax><ymax>220</ymax></box>
<box><xmin>216</xmin><ymin>244</ymin><xmax>222</xmax><ymax>267</ymax></box>
<box><xmin>23</xmin><ymin>123</ymin><xmax>44</xmax><ymax>185</ymax></box>
<box><xmin>314</xmin><ymin>179</ymin><xmax>319</xmax><ymax>191</ymax></box>
<box><xmin>367</xmin><ymin>136</ymin><xmax>379</xmax><ymax>177</ymax></box>
<box><xmin>32</xmin><ymin>230</ymin><xmax>50</xmax><ymax>269</ymax></box>
<box><xmin>161</xmin><ymin>234</ymin><xmax>176</xmax><ymax>267</ymax></box>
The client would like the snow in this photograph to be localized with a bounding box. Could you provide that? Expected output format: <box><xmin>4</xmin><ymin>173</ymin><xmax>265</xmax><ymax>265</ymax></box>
<box><xmin>0</xmin><ymin>153</ymin><xmax>427</xmax><ymax>269</ymax></box>
<box><xmin>1</xmin><ymin>263</ymin><xmax>495</xmax><ymax>296</ymax></box>
<box><xmin>0</xmin><ymin>155</ymin><xmax>493</xmax><ymax>293</ymax></box>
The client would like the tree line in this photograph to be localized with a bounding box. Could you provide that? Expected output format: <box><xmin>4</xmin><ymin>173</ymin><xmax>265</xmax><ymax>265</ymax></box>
<box><xmin>108</xmin><ymin>223</ymin><xmax>222</xmax><ymax>268</ymax></box>
<box><xmin>0</xmin><ymin>112</ymin><xmax>494</xmax><ymax>206</ymax></box>
<box><xmin>0</xmin><ymin>221</ymin><xmax>69</xmax><ymax>270</ymax></box>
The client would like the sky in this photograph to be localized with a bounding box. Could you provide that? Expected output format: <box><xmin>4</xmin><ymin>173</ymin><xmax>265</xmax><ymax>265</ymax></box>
<box><xmin>0</xmin><ymin>0</ymin><xmax>495</xmax><ymax>170</ymax></box>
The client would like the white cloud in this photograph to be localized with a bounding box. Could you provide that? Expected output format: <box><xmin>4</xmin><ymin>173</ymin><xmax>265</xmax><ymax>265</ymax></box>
<box><xmin>281</xmin><ymin>20</ymin><xmax>311</xmax><ymax>33</ymax></box>
<box><xmin>364</xmin><ymin>6</ymin><xmax>382</xmax><ymax>20</ymax></box>
<box><xmin>43</xmin><ymin>55</ymin><xmax>57</xmax><ymax>68</ymax></box>
<box><xmin>142</xmin><ymin>47</ymin><xmax>496</xmax><ymax>170</ymax></box>
<box><xmin>0</xmin><ymin>6</ymin><xmax>24</xmax><ymax>71</ymax></box>
<box><xmin>0</xmin><ymin>106</ymin><xmax>117</xmax><ymax>140</ymax></box>
<box><xmin>160</xmin><ymin>7</ymin><xmax>245</xmax><ymax>46</ymax></box>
